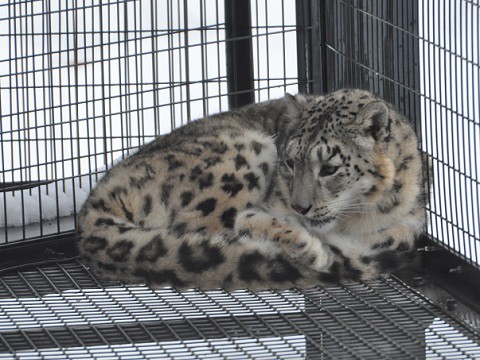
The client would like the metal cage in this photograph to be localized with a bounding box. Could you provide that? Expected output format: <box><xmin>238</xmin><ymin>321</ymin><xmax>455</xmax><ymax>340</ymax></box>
<box><xmin>0</xmin><ymin>0</ymin><xmax>479</xmax><ymax>358</ymax></box>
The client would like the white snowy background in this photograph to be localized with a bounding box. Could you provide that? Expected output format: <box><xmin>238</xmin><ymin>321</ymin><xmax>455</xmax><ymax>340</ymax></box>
<box><xmin>0</xmin><ymin>0</ymin><xmax>479</xmax><ymax>357</ymax></box>
<box><xmin>0</xmin><ymin>0</ymin><xmax>298</xmax><ymax>239</ymax></box>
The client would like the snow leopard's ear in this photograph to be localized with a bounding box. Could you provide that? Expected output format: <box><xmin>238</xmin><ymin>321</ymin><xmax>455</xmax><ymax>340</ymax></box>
<box><xmin>355</xmin><ymin>101</ymin><xmax>389</xmax><ymax>141</ymax></box>
<box><xmin>284</xmin><ymin>93</ymin><xmax>310</xmax><ymax>110</ymax></box>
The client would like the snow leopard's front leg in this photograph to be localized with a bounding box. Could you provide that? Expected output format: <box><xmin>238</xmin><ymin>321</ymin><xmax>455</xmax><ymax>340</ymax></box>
<box><xmin>234</xmin><ymin>208</ymin><xmax>331</xmax><ymax>271</ymax></box>
<box><xmin>234</xmin><ymin>209</ymin><xmax>397</xmax><ymax>283</ymax></box>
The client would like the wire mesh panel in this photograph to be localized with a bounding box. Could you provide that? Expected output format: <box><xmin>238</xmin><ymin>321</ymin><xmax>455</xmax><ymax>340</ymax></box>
<box><xmin>0</xmin><ymin>0</ymin><xmax>300</xmax><ymax>245</ymax></box>
<box><xmin>320</xmin><ymin>0</ymin><xmax>480</xmax><ymax>268</ymax></box>
<box><xmin>0</xmin><ymin>260</ymin><xmax>478</xmax><ymax>359</ymax></box>
<box><xmin>0</xmin><ymin>0</ymin><xmax>227</xmax><ymax>243</ymax></box>
<box><xmin>1</xmin><ymin>1</ymin><xmax>480</xmax><ymax>359</ymax></box>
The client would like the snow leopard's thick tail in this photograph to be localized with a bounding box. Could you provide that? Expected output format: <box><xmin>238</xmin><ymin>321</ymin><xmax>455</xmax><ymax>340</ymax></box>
<box><xmin>76</xmin><ymin>205</ymin><xmax>310</xmax><ymax>290</ymax></box>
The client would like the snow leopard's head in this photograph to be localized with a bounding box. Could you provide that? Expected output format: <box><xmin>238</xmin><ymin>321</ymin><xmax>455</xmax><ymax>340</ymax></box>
<box><xmin>280</xmin><ymin>89</ymin><xmax>423</xmax><ymax>232</ymax></box>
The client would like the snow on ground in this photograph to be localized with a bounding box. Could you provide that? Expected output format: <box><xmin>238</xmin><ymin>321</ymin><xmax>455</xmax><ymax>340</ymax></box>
<box><xmin>0</xmin><ymin>178</ymin><xmax>90</xmax><ymax>228</ymax></box>
<box><xmin>0</xmin><ymin>168</ymin><xmax>108</xmax><ymax>228</ymax></box>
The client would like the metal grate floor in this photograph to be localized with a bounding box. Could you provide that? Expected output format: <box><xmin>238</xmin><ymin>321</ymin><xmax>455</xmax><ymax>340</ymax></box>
<box><xmin>0</xmin><ymin>260</ymin><xmax>478</xmax><ymax>359</ymax></box>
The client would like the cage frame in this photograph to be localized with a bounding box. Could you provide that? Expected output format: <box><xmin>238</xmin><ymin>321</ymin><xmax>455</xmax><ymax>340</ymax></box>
<box><xmin>0</xmin><ymin>0</ymin><xmax>479</xmax><ymax>358</ymax></box>
<box><xmin>1</xmin><ymin>0</ymin><xmax>478</xmax><ymax>314</ymax></box>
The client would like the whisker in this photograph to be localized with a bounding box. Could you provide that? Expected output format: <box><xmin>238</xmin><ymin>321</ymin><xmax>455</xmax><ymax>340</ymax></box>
<box><xmin>337</xmin><ymin>208</ymin><xmax>367</xmax><ymax>214</ymax></box>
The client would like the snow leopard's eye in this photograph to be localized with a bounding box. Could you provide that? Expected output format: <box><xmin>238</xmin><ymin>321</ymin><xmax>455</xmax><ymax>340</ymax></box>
<box><xmin>319</xmin><ymin>164</ymin><xmax>339</xmax><ymax>177</ymax></box>
<box><xmin>284</xmin><ymin>159</ymin><xmax>295</xmax><ymax>171</ymax></box>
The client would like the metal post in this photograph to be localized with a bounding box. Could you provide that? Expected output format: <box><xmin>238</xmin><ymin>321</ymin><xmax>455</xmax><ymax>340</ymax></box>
<box><xmin>296</xmin><ymin>0</ymin><xmax>328</xmax><ymax>95</ymax></box>
<box><xmin>225</xmin><ymin>0</ymin><xmax>254</xmax><ymax>108</ymax></box>
<box><xmin>311</xmin><ymin>0</ymin><xmax>328</xmax><ymax>94</ymax></box>
<box><xmin>383</xmin><ymin>0</ymin><xmax>421</xmax><ymax>132</ymax></box>
<box><xmin>295</xmin><ymin>0</ymin><xmax>310</xmax><ymax>94</ymax></box>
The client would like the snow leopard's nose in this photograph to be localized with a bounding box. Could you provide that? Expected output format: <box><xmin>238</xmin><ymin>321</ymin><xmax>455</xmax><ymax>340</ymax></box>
<box><xmin>291</xmin><ymin>204</ymin><xmax>312</xmax><ymax>215</ymax></box>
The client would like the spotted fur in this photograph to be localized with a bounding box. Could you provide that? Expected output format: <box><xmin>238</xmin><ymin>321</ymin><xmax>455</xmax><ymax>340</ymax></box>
<box><xmin>77</xmin><ymin>89</ymin><xmax>426</xmax><ymax>290</ymax></box>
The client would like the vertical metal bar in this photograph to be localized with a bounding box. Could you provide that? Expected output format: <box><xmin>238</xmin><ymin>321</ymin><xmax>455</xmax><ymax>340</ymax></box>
<box><xmin>67</xmin><ymin>0</ymin><xmax>77</xmax><ymax>231</ymax></box>
<box><xmin>215</xmin><ymin>0</ymin><xmax>222</xmax><ymax>112</ymax></box>
<box><xmin>264</xmin><ymin>0</ymin><xmax>271</xmax><ymax>99</ymax></box>
<box><xmin>167</xmin><ymin>0</ymin><xmax>175</xmax><ymax>131</ymax></box>
<box><xmin>84</xmin><ymin>0</ymin><xmax>94</xmax><ymax>187</ymax></box>
<box><xmin>133</xmin><ymin>0</ymin><xmax>142</xmax><ymax>147</ymax></box>
<box><xmin>31</xmin><ymin>0</ymin><xmax>42</xmax><ymax>229</ymax></box>
<box><xmin>295</xmin><ymin>0</ymin><xmax>310</xmax><ymax>94</ymax></box>
<box><xmin>332</xmin><ymin>0</ymin><xmax>340</xmax><ymax>90</ymax></box>
<box><xmin>107</xmin><ymin>3</ymin><xmax>114</xmax><ymax>166</ymax></box>
<box><xmin>150</xmin><ymin>0</ymin><xmax>159</xmax><ymax>136</ymax></box>
<box><xmin>301</xmin><ymin>5</ymin><xmax>330</xmax><ymax>350</ymax></box>
<box><xmin>453</xmin><ymin>0</ymin><xmax>462</xmax><ymax>257</ymax></box>
<box><xmin>201</xmin><ymin>0</ymin><xmax>208</xmax><ymax>115</ymax></box>
<box><xmin>136</xmin><ymin>0</ymin><xmax>145</xmax><ymax>147</ymax></box>
<box><xmin>98</xmin><ymin>2</ymin><xmax>108</xmax><ymax>170</ymax></box>
<box><xmin>123</xmin><ymin>0</ymin><xmax>131</xmax><ymax>153</ymax></box>
<box><xmin>471</xmin><ymin>3</ymin><xmax>479</xmax><ymax>265</ymax></box>
<box><xmin>254</xmin><ymin>0</ymin><xmax>260</xmax><ymax>102</ymax></box>
<box><xmin>183</xmin><ymin>0</ymin><xmax>192</xmax><ymax>121</ymax></box>
<box><xmin>310</xmin><ymin>0</ymin><xmax>328</xmax><ymax>94</ymax></box>
<box><xmin>367</xmin><ymin>1</ymin><xmax>420</xmax><ymax>125</ymax></box>
<box><xmin>13</xmin><ymin>0</ymin><xmax>26</xmax><ymax>238</ymax></box>
<box><xmin>281</xmin><ymin>0</ymin><xmax>287</xmax><ymax>93</ymax></box>
<box><xmin>214</xmin><ymin>0</ymin><xmax>222</xmax><ymax>112</ymax></box>
<box><xmin>53</xmin><ymin>2</ymin><xmax>61</xmax><ymax>231</ymax></box>
<box><xmin>0</xmin><ymin>16</ymin><xmax>6</xmax><ymax>239</ymax></box>
<box><xmin>224</xmin><ymin>0</ymin><xmax>254</xmax><ymax>108</ymax></box>
<box><xmin>117</xmin><ymin>0</ymin><xmax>126</xmax><ymax>159</ymax></box>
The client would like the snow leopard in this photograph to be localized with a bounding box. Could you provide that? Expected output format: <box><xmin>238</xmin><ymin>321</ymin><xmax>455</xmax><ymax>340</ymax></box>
<box><xmin>77</xmin><ymin>89</ymin><xmax>426</xmax><ymax>290</ymax></box>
